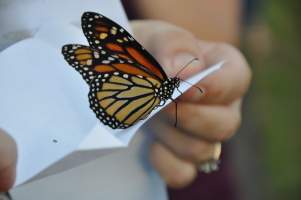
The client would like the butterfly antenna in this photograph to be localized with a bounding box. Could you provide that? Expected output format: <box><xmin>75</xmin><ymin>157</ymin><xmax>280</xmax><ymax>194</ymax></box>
<box><xmin>175</xmin><ymin>58</ymin><xmax>199</xmax><ymax>77</ymax></box>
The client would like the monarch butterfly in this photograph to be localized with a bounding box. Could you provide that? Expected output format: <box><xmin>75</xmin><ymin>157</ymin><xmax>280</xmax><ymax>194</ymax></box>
<box><xmin>62</xmin><ymin>12</ymin><xmax>197</xmax><ymax>129</ymax></box>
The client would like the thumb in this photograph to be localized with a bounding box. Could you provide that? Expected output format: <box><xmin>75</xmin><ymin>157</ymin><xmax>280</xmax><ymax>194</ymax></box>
<box><xmin>131</xmin><ymin>20</ymin><xmax>206</xmax><ymax>78</ymax></box>
<box><xmin>157</xmin><ymin>39</ymin><xmax>207</xmax><ymax>102</ymax></box>
<box><xmin>164</xmin><ymin>53</ymin><xmax>205</xmax><ymax>79</ymax></box>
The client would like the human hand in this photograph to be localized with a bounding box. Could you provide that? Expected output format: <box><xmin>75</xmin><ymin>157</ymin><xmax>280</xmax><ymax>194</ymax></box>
<box><xmin>0</xmin><ymin>129</ymin><xmax>17</xmax><ymax>192</ymax></box>
<box><xmin>131</xmin><ymin>20</ymin><xmax>251</xmax><ymax>188</ymax></box>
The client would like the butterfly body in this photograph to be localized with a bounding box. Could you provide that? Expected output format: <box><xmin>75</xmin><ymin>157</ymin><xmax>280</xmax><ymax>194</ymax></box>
<box><xmin>62</xmin><ymin>12</ymin><xmax>181</xmax><ymax>129</ymax></box>
<box><xmin>156</xmin><ymin>77</ymin><xmax>180</xmax><ymax>101</ymax></box>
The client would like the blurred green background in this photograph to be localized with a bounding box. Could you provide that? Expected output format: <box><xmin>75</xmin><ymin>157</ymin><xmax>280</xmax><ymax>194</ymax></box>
<box><xmin>244</xmin><ymin>0</ymin><xmax>301</xmax><ymax>199</ymax></box>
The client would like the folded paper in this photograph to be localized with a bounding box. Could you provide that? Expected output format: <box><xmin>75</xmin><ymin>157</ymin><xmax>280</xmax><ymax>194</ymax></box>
<box><xmin>0</xmin><ymin>20</ymin><xmax>223</xmax><ymax>187</ymax></box>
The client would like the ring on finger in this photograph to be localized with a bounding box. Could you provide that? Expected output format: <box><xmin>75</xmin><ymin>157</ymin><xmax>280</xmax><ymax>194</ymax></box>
<box><xmin>199</xmin><ymin>142</ymin><xmax>221</xmax><ymax>173</ymax></box>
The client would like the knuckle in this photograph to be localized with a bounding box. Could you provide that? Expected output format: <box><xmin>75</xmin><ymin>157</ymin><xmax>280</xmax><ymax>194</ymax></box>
<box><xmin>185</xmin><ymin>141</ymin><xmax>211</xmax><ymax>162</ymax></box>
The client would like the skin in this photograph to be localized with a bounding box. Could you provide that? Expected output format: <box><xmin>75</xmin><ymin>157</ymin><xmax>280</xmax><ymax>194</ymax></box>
<box><xmin>0</xmin><ymin>20</ymin><xmax>251</xmax><ymax>191</ymax></box>
<box><xmin>131</xmin><ymin>20</ymin><xmax>251</xmax><ymax>188</ymax></box>
<box><xmin>0</xmin><ymin>129</ymin><xmax>17</xmax><ymax>192</ymax></box>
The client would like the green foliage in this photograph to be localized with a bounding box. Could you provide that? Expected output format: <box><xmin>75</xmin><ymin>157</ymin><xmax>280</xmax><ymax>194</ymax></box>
<box><xmin>249</xmin><ymin>0</ymin><xmax>301</xmax><ymax>199</ymax></box>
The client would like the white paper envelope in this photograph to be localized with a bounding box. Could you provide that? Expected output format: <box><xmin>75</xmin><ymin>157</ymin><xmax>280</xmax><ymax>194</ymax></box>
<box><xmin>0</xmin><ymin>18</ymin><xmax>223</xmax><ymax>187</ymax></box>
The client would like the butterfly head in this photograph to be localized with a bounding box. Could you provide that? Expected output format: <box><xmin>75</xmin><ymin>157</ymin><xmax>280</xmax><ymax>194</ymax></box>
<box><xmin>156</xmin><ymin>77</ymin><xmax>180</xmax><ymax>101</ymax></box>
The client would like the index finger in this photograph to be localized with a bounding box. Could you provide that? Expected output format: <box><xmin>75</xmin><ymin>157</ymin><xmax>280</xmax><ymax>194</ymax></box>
<box><xmin>179</xmin><ymin>41</ymin><xmax>252</xmax><ymax>105</ymax></box>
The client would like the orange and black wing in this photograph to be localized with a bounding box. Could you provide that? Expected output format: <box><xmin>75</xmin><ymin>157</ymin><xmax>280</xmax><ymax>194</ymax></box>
<box><xmin>62</xmin><ymin>43</ymin><xmax>163</xmax><ymax>86</ymax></box>
<box><xmin>62</xmin><ymin>44</ymin><xmax>102</xmax><ymax>83</ymax></box>
<box><xmin>88</xmin><ymin>72</ymin><xmax>161</xmax><ymax>129</ymax></box>
<box><xmin>81</xmin><ymin>11</ymin><xmax>168</xmax><ymax>82</ymax></box>
<box><xmin>61</xmin><ymin>12</ymin><xmax>172</xmax><ymax>129</ymax></box>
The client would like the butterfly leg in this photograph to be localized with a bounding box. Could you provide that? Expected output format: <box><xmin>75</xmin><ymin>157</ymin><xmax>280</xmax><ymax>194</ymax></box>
<box><xmin>176</xmin><ymin>87</ymin><xmax>183</xmax><ymax>95</ymax></box>
<box><xmin>175</xmin><ymin>100</ymin><xmax>178</xmax><ymax>127</ymax></box>
<box><xmin>170</xmin><ymin>98</ymin><xmax>178</xmax><ymax>127</ymax></box>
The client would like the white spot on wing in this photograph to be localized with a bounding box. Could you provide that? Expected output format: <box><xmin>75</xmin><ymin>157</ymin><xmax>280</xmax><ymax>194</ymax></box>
<box><xmin>94</xmin><ymin>52</ymin><xmax>100</xmax><ymax>58</ymax></box>
<box><xmin>86</xmin><ymin>59</ymin><xmax>92</xmax><ymax>65</ymax></box>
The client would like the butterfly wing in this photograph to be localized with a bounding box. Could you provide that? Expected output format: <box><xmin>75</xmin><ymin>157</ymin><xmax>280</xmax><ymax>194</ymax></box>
<box><xmin>62</xmin><ymin>44</ymin><xmax>163</xmax><ymax>128</ymax></box>
<box><xmin>62</xmin><ymin>44</ymin><xmax>163</xmax><ymax>86</ymax></box>
<box><xmin>61</xmin><ymin>12</ymin><xmax>172</xmax><ymax>129</ymax></box>
<box><xmin>81</xmin><ymin>11</ymin><xmax>168</xmax><ymax>82</ymax></box>
<box><xmin>88</xmin><ymin>72</ymin><xmax>161</xmax><ymax>129</ymax></box>
<box><xmin>62</xmin><ymin>44</ymin><xmax>101</xmax><ymax>83</ymax></box>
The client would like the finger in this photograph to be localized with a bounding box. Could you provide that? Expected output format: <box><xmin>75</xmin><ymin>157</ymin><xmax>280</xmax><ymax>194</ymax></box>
<box><xmin>150</xmin><ymin>118</ymin><xmax>219</xmax><ymax>163</ymax></box>
<box><xmin>150</xmin><ymin>142</ymin><xmax>197</xmax><ymax>188</ymax></box>
<box><xmin>180</xmin><ymin>41</ymin><xmax>252</xmax><ymax>104</ymax></box>
<box><xmin>0</xmin><ymin>165</ymin><xmax>16</xmax><ymax>192</ymax></box>
<box><xmin>163</xmin><ymin>99</ymin><xmax>242</xmax><ymax>141</ymax></box>
<box><xmin>0</xmin><ymin>129</ymin><xmax>17</xmax><ymax>191</ymax></box>
<box><xmin>131</xmin><ymin>20</ymin><xmax>206</xmax><ymax>77</ymax></box>
<box><xmin>152</xmin><ymin>32</ymin><xmax>206</xmax><ymax>78</ymax></box>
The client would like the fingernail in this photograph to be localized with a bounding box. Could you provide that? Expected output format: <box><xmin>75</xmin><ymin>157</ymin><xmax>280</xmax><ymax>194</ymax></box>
<box><xmin>173</xmin><ymin>53</ymin><xmax>197</xmax><ymax>68</ymax></box>
<box><xmin>167</xmin><ymin>53</ymin><xmax>200</xmax><ymax>77</ymax></box>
